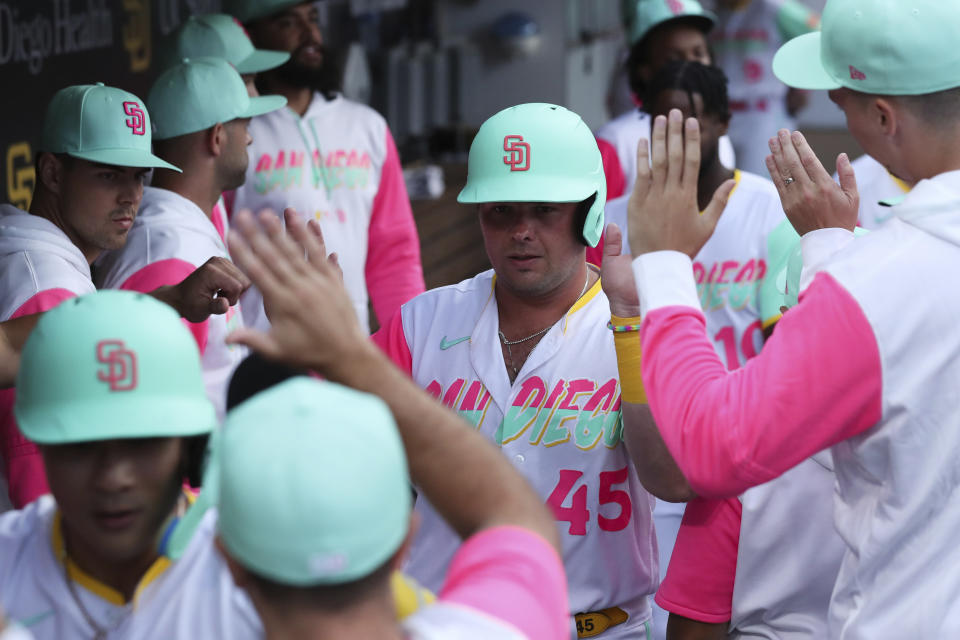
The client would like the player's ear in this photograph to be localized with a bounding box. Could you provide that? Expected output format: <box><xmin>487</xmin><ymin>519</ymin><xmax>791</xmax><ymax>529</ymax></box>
<box><xmin>208</xmin><ymin>123</ymin><xmax>226</xmax><ymax>157</ymax></box>
<box><xmin>872</xmin><ymin>97</ymin><xmax>898</xmax><ymax>138</ymax></box>
<box><xmin>36</xmin><ymin>152</ymin><xmax>65</xmax><ymax>194</ymax></box>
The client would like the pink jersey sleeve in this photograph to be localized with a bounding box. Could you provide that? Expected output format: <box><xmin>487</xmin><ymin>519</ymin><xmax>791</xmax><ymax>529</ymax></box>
<box><xmin>639</xmin><ymin>269</ymin><xmax>883</xmax><ymax>496</ymax></box>
<box><xmin>118</xmin><ymin>259</ymin><xmax>210</xmax><ymax>354</ymax></box>
<box><xmin>439</xmin><ymin>525</ymin><xmax>568</xmax><ymax>640</ymax></box>
<box><xmin>1</xmin><ymin>289</ymin><xmax>79</xmax><ymax>507</ymax></box>
<box><xmin>365</xmin><ymin>128</ymin><xmax>426</xmax><ymax>325</ymax></box>
<box><xmin>655</xmin><ymin>497</ymin><xmax>741</xmax><ymax>623</ymax></box>
<box><xmin>371</xmin><ymin>309</ymin><xmax>412</xmax><ymax>376</ymax></box>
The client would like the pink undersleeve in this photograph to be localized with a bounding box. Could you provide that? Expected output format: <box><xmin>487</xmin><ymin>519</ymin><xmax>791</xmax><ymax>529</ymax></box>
<box><xmin>641</xmin><ymin>272</ymin><xmax>883</xmax><ymax>497</ymax></box>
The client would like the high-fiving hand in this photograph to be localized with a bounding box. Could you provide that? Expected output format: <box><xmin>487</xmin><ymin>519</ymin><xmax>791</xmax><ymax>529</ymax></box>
<box><xmin>765</xmin><ymin>129</ymin><xmax>859</xmax><ymax>236</ymax></box>
<box><xmin>628</xmin><ymin>109</ymin><xmax>736</xmax><ymax>258</ymax></box>
<box><xmin>226</xmin><ymin>208</ymin><xmax>364</xmax><ymax>374</ymax></box>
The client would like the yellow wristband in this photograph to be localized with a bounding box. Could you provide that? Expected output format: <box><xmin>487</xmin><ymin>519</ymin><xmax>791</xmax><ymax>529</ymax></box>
<box><xmin>611</xmin><ymin>315</ymin><xmax>646</xmax><ymax>404</ymax></box>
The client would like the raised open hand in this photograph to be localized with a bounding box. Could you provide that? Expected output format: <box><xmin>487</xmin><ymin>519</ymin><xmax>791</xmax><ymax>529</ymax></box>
<box><xmin>628</xmin><ymin>109</ymin><xmax>736</xmax><ymax>258</ymax></box>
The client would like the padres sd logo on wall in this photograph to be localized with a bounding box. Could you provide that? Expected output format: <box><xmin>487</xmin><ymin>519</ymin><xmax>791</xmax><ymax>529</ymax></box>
<box><xmin>6</xmin><ymin>142</ymin><xmax>35</xmax><ymax>211</ymax></box>
<box><xmin>122</xmin><ymin>0</ymin><xmax>151</xmax><ymax>72</ymax></box>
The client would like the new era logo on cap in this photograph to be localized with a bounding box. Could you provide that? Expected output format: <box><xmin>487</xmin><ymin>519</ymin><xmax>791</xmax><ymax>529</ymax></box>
<box><xmin>503</xmin><ymin>135</ymin><xmax>530</xmax><ymax>171</ymax></box>
<box><xmin>97</xmin><ymin>340</ymin><xmax>138</xmax><ymax>391</ymax></box>
<box><xmin>123</xmin><ymin>101</ymin><xmax>146</xmax><ymax>135</ymax></box>
<box><xmin>849</xmin><ymin>65</ymin><xmax>867</xmax><ymax>81</ymax></box>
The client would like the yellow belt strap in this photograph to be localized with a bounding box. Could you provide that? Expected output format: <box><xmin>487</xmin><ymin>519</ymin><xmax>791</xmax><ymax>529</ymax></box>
<box><xmin>574</xmin><ymin>606</ymin><xmax>629</xmax><ymax>638</ymax></box>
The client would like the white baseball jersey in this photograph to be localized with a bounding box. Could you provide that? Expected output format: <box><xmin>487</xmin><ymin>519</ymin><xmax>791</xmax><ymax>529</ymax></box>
<box><xmin>0</xmin><ymin>205</ymin><xmax>95</xmax><ymax>319</ymax></box>
<box><xmin>596</xmin><ymin>109</ymin><xmax>736</xmax><ymax>198</ymax></box>
<box><xmin>657</xmin><ymin>454</ymin><xmax>844</xmax><ymax>639</ymax></box>
<box><xmin>730</xmin><ymin>453</ymin><xmax>845</xmax><ymax>638</ymax></box>
<box><xmin>0</xmin><ymin>205</ymin><xmax>97</xmax><ymax>514</ymax></box>
<box><xmin>403</xmin><ymin>603</ymin><xmax>526</xmax><ymax>639</ymax></box>
<box><xmin>845</xmin><ymin>154</ymin><xmax>911</xmax><ymax>230</ymax></box>
<box><xmin>0</xmin><ymin>496</ymin><xmax>261</xmax><ymax>639</ymax></box>
<box><xmin>606</xmin><ymin>170</ymin><xmax>786</xmax><ymax>369</ymax></box>
<box><xmin>94</xmin><ymin>187</ymin><xmax>247</xmax><ymax>421</ymax></box>
<box><xmin>230</xmin><ymin>92</ymin><xmax>424</xmax><ymax>334</ymax></box>
<box><xmin>376</xmin><ymin>272</ymin><xmax>658</xmax><ymax>638</ymax></box>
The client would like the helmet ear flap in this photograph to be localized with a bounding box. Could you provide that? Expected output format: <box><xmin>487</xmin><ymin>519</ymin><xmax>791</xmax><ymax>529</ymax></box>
<box><xmin>575</xmin><ymin>193</ymin><xmax>600</xmax><ymax>247</ymax></box>
<box><xmin>581</xmin><ymin>191</ymin><xmax>605</xmax><ymax>248</ymax></box>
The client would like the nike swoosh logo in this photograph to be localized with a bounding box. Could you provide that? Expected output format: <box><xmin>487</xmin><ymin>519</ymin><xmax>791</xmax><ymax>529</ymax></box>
<box><xmin>440</xmin><ymin>335</ymin><xmax>470</xmax><ymax>350</ymax></box>
<box><xmin>18</xmin><ymin>610</ymin><xmax>55</xmax><ymax>628</ymax></box>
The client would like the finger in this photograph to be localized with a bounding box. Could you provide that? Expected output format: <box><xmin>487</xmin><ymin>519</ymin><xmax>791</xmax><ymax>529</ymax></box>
<box><xmin>288</xmin><ymin>216</ymin><xmax>332</xmax><ymax>274</ymax></box>
<box><xmin>766</xmin><ymin>154</ymin><xmax>786</xmax><ymax>191</ymax></box>
<box><xmin>665</xmin><ymin>109</ymin><xmax>685</xmax><ymax>186</ymax></box>
<box><xmin>791</xmin><ymin>131</ymin><xmax>833</xmax><ymax>185</ymax></box>
<box><xmin>215</xmin><ymin>273</ymin><xmax>246</xmax><ymax>304</ymax></box>
<box><xmin>283</xmin><ymin>207</ymin><xmax>302</xmax><ymax>230</ymax></box>
<box><xmin>247</xmin><ymin>212</ymin><xmax>312</xmax><ymax>284</ymax></box>
<box><xmin>681</xmin><ymin>116</ymin><xmax>701</xmax><ymax>193</ymax></box>
<box><xmin>835</xmin><ymin>152</ymin><xmax>860</xmax><ymax>205</ymax></box>
<box><xmin>207</xmin><ymin>296</ymin><xmax>230</xmax><ymax>316</ymax></box>
<box><xmin>768</xmin><ymin>133</ymin><xmax>790</xmax><ymax>184</ymax></box>
<box><xmin>603</xmin><ymin>223</ymin><xmax>623</xmax><ymax>258</ymax></box>
<box><xmin>328</xmin><ymin>252</ymin><xmax>344</xmax><ymax>281</ymax></box>
<box><xmin>776</xmin><ymin>129</ymin><xmax>812</xmax><ymax>186</ymax></box>
<box><xmin>258</xmin><ymin>209</ymin><xmax>284</xmax><ymax>238</ymax></box>
<box><xmin>701</xmin><ymin>178</ymin><xmax>736</xmax><ymax>232</ymax></box>
<box><xmin>228</xmin><ymin>228</ymin><xmax>285</xmax><ymax>298</ymax></box>
<box><xmin>650</xmin><ymin>115</ymin><xmax>668</xmax><ymax>182</ymax></box>
<box><xmin>635</xmin><ymin>137</ymin><xmax>651</xmax><ymax>186</ymax></box>
<box><xmin>225</xmin><ymin>328</ymin><xmax>283</xmax><ymax>360</ymax></box>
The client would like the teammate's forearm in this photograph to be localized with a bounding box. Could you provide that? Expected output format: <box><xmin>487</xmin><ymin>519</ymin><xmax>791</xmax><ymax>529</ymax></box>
<box><xmin>622</xmin><ymin>402</ymin><xmax>696</xmax><ymax>502</ymax></box>
<box><xmin>326</xmin><ymin>340</ymin><xmax>561</xmax><ymax>552</ymax></box>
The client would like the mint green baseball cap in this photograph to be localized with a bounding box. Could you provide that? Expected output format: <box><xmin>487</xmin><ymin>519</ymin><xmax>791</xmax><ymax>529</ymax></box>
<box><xmin>40</xmin><ymin>83</ymin><xmax>180</xmax><ymax>172</ymax></box>
<box><xmin>148</xmin><ymin>56</ymin><xmax>286</xmax><ymax>140</ymax></box>
<box><xmin>773</xmin><ymin>0</ymin><xmax>960</xmax><ymax>94</ymax></box>
<box><xmin>216</xmin><ymin>378</ymin><xmax>412</xmax><ymax>586</ymax></box>
<box><xmin>458</xmin><ymin>103</ymin><xmax>607</xmax><ymax>247</ymax></box>
<box><xmin>161</xmin><ymin>14</ymin><xmax>290</xmax><ymax>74</ymax></box>
<box><xmin>630</xmin><ymin>0</ymin><xmax>715</xmax><ymax>46</ymax></box>
<box><xmin>15</xmin><ymin>290</ymin><xmax>215</xmax><ymax>444</ymax></box>
<box><xmin>228</xmin><ymin>0</ymin><xmax>306</xmax><ymax>24</ymax></box>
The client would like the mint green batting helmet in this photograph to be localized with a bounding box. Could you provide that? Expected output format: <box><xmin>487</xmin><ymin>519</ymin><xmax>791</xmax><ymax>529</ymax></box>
<box><xmin>458</xmin><ymin>103</ymin><xmax>606</xmax><ymax>247</ymax></box>
<box><xmin>14</xmin><ymin>290</ymin><xmax>215</xmax><ymax>444</ymax></box>
<box><xmin>773</xmin><ymin>0</ymin><xmax>960</xmax><ymax>95</ymax></box>
<box><xmin>216</xmin><ymin>378</ymin><xmax>412</xmax><ymax>586</ymax></box>
<box><xmin>629</xmin><ymin>0</ymin><xmax>716</xmax><ymax>47</ymax></box>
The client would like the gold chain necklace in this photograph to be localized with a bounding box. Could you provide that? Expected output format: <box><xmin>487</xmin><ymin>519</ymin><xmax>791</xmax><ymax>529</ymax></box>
<box><xmin>498</xmin><ymin>273</ymin><xmax>590</xmax><ymax>380</ymax></box>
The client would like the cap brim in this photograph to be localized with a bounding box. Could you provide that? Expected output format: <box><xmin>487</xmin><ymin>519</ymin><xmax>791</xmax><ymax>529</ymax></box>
<box><xmin>236</xmin><ymin>49</ymin><xmax>291</xmax><ymax>75</ymax></box>
<box><xmin>16</xmin><ymin>396</ymin><xmax>214</xmax><ymax>444</ymax></box>
<box><xmin>772</xmin><ymin>31</ymin><xmax>841</xmax><ymax>90</ymax></box>
<box><xmin>239</xmin><ymin>94</ymin><xmax>288</xmax><ymax>119</ymax></box>
<box><xmin>69</xmin><ymin>147</ymin><xmax>182</xmax><ymax>173</ymax></box>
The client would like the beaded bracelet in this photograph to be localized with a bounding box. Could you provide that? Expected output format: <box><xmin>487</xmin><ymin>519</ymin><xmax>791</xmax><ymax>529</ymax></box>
<box><xmin>607</xmin><ymin>321</ymin><xmax>642</xmax><ymax>333</ymax></box>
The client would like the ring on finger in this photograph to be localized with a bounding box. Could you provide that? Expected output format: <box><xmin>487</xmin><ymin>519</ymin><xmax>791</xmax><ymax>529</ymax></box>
<box><xmin>783</xmin><ymin>176</ymin><xmax>796</xmax><ymax>185</ymax></box>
